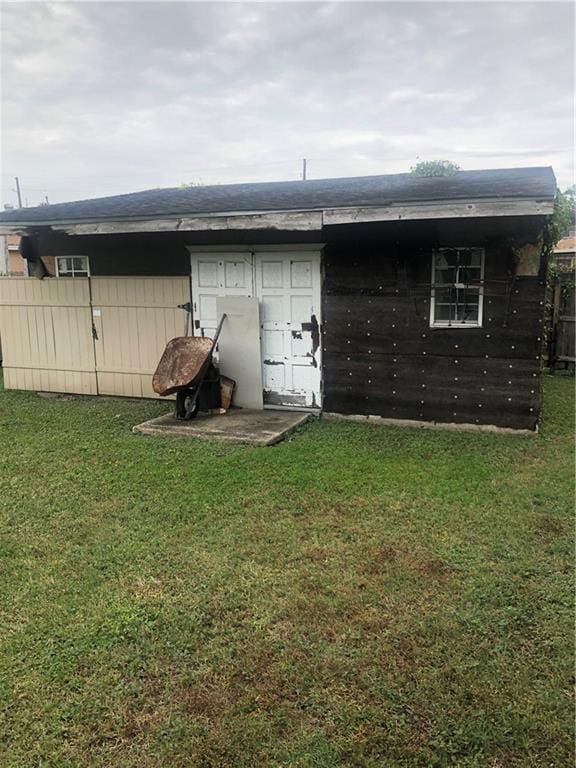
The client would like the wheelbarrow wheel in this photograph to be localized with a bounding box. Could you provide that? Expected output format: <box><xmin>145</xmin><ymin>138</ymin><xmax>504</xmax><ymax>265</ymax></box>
<box><xmin>175</xmin><ymin>390</ymin><xmax>199</xmax><ymax>420</ymax></box>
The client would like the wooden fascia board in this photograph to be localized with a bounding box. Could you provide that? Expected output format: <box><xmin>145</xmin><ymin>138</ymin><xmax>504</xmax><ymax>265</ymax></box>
<box><xmin>0</xmin><ymin>225</ymin><xmax>30</xmax><ymax>236</ymax></box>
<box><xmin>52</xmin><ymin>210</ymin><xmax>323</xmax><ymax>235</ymax></box>
<box><xmin>0</xmin><ymin>196</ymin><xmax>554</xmax><ymax>236</ymax></box>
<box><xmin>178</xmin><ymin>211</ymin><xmax>322</xmax><ymax>232</ymax></box>
<box><xmin>322</xmin><ymin>198</ymin><xmax>554</xmax><ymax>225</ymax></box>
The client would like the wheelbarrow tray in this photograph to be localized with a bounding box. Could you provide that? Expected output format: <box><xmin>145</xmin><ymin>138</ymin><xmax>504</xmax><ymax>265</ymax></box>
<box><xmin>152</xmin><ymin>336</ymin><xmax>214</xmax><ymax>396</ymax></box>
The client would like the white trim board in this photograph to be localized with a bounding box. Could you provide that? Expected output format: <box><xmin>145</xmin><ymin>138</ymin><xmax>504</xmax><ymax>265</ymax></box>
<box><xmin>186</xmin><ymin>244</ymin><xmax>324</xmax><ymax>253</ymax></box>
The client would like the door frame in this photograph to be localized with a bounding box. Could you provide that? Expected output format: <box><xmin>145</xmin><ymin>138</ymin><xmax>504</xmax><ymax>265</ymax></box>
<box><xmin>187</xmin><ymin>244</ymin><xmax>324</xmax><ymax>410</ymax></box>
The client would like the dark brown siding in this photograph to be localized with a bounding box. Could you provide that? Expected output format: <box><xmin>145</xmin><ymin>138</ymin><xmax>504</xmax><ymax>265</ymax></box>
<box><xmin>36</xmin><ymin>229</ymin><xmax>322</xmax><ymax>276</ymax></box>
<box><xmin>322</xmin><ymin>217</ymin><xmax>548</xmax><ymax>430</ymax></box>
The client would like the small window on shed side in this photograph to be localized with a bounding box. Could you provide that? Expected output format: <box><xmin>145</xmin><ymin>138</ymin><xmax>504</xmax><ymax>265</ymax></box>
<box><xmin>430</xmin><ymin>247</ymin><xmax>484</xmax><ymax>327</ymax></box>
<box><xmin>56</xmin><ymin>256</ymin><xmax>90</xmax><ymax>278</ymax></box>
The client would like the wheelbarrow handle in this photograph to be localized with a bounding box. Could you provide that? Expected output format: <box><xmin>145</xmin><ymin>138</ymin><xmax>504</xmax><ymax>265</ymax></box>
<box><xmin>210</xmin><ymin>313</ymin><xmax>227</xmax><ymax>354</ymax></box>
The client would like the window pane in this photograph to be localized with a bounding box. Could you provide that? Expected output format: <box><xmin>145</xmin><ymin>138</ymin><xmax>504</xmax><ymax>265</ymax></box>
<box><xmin>434</xmin><ymin>303</ymin><xmax>453</xmax><ymax>321</ymax></box>
<box><xmin>454</xmin><ymin>303</ymin><xmax>479</xmax><ymax>323</ymax></box>
<box><xmin>453</xmin><ymin>288</ymin><xmax>479</xmax><ymax>322</ymax></box>
<box><xmin>435</xmin><ymin>288</ymin><xmax>454</xmax><ymax>304</ymax></box>
<box><xmin>468</xmin><ymin>248</ymin><xmax>482</xmax><ymax>267</ymax></box>
<box><xmin>433</xmin><ymin>288</ymin><xmax>480</xmax><ymax>324</ymax></box>
<box><xmin>459</xmin><ymin>288</ymin><xmax>478</xmax><ymax>305</ymax></box>
<box><xmin>436</xmin><ymin>268</ymin><xmax>456</xmax><ymax>284</ymax></box>
<box><xmin>435</xmin><ymin>250</ymin><xmax>458</xmax><ymax>269</ymax></box>
<box><xmin>457</xmin><ymin>266</ymin><xmax>481</xmax><ymax>285</ymax></box>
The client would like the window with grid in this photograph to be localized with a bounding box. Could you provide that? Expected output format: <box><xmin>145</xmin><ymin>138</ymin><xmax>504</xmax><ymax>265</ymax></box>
<box><xmin>56</xmin><ymin>256</ymin><xmax>90</xmax><ymax>278</ymax></box>
<box><xmin>430</xmin><ymin>247</ymin><xmax>484</xmax><ymax>327</ymax></box>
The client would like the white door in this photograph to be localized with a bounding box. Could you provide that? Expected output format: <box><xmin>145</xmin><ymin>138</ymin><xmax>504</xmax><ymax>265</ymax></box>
<box><xmin>190</xmin><ymin>251</ymin><xmax>253</xmax><ymax>339</ymax></box>
<box><xmin>190</xmin><ymin>249</ymin><xmax>322</xmax><ymax>409</ymax></box>
<box><xmin>255</xmin><ymin>251</ymin><xmax>322</xmax><ymax>409</ymax></box>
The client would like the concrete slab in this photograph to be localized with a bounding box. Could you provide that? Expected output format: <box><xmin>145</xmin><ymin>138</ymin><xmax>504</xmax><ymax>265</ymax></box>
<box><xmin>133</xmin><ymin>408</ymin><xmax>311</xmax><ymax>446</ymax></box>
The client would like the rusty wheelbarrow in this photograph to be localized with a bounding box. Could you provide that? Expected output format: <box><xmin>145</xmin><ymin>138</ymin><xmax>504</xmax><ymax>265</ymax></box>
<box><xmin>152</xmin><ymin>314</ymin><xmax>226</xmax><ymax>420</ymax></box>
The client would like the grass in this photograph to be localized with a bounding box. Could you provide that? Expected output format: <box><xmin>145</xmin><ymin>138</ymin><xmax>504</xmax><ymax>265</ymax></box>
<box><xmin>0</xmin><ymin>376</ymin><xmax>573</xmax><ymax>767</ymax></box>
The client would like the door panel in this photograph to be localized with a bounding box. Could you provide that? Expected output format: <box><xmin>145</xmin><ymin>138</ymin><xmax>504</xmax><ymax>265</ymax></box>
<box><xmin>191</xmin><ymin>252</ymin><xmax>253</xmax><ymax>340</ymax></box>
<box><xmin>255</xmin><ymin>252</ymin><xmax>322</xmax><ymax>408</ymax></box>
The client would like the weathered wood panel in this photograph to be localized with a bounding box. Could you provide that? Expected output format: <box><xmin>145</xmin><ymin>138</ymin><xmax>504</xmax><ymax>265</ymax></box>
<box><xmin>54</xmin><ymin>211</ymin><xmax>323</xmax><ymax>236</ymax></box>
<box><xmin>321</xmin><ymin>221</ymin><xmax>547</xmax><ymax>430</ymax></box>
<box><xmin>323</xmin><ymin>354</ymin><xmax>540</xmax><ymax>429</ymax></box>
<box><xmin>323</xmin><ymin>199</ymin><xmax>554</xmax><ymax>226</ymax></box>
<box><xmin>550</xmin><ymin>276</ymin><xmax>575</xmax><ymax>367</ymax></box>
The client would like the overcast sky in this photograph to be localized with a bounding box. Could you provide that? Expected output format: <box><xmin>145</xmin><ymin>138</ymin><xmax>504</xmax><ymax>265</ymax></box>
<box><xmin>0</xmin><ymin>1</ymin><xmax>573</xmax><ymax>208</ymax></box>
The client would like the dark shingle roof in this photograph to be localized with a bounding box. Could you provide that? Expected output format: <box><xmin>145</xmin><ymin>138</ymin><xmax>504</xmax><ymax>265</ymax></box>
<box><xmin>0</xmin><ymin>167</ymin><xmax>556</xmax><ymax>225</ymax></box>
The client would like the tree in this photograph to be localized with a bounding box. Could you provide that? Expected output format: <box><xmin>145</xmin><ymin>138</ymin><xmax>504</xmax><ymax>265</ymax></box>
<box><xmin>410</xmin><ymin>160</ymin><xmax>461</xmax><ymax>177</ymax></box>
<box><xmin>547</xmin><ymin>188</ymin><xmax>575</xmax><ymax>247</ymax></box>
<box><xmin>179</xmin><ymin>180</ymin><xmax>204</xmax><ymax>189</ymax></box>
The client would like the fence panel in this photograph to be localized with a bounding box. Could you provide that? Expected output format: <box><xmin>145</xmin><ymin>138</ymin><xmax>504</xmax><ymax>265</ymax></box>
<box><xmin>0</xmin><ymin>277</ymin><xmax>97</xmax><ymax>394</ymax></box>
<box><xmin>90</xmin><ymin>277</ymin><xmax>190</xmax><ymax>397</ymax></box>
<box><xmin>550</xmin><ymin>276</ymin><xmax>575</xmax><ymax>370</ymax></box>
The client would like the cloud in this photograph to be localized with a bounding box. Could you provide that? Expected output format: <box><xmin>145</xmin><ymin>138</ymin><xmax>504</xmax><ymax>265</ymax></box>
<box><xmin>1</xmin><ymin>1</ymin><xmax>573</xmax><ymax>206</ymax></box>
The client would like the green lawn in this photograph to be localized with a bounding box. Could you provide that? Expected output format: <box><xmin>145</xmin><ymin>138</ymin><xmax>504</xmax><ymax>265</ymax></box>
<box><xmin>0</xmin><ymin>377</ymin><xmax>573</xmax><ymax>767</ymax></box>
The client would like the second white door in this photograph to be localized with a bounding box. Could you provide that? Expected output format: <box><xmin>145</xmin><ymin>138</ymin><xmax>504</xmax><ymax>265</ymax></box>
<box><xmin>255</xmin><ymin>251</ymin><xmax>322</xmax><ymax>408</ymax></box>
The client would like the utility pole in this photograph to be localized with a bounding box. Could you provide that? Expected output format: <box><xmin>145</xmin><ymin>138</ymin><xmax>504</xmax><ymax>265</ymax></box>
<box><xmin>14</xmin><ymin>177</ymin><xmax>22</xmax><ymax>208</ymax></box>
<box><xmin>302</xmin><ymin>158</ymin><xmax>307</xmax><ymax>181</ymax></box>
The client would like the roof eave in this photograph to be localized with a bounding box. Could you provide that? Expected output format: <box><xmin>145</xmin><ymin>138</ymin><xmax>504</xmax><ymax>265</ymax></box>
<box><xmin>0</xmin><ymin>195</ymin><xmax>556</xmax><ymax>234</ymax></box>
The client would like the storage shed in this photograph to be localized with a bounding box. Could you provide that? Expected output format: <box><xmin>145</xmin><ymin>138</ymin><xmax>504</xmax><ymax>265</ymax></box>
<box><xmin>0</xmin><ymin>166</ymin><xmax>557</xmax><ymax>431</ymax></box>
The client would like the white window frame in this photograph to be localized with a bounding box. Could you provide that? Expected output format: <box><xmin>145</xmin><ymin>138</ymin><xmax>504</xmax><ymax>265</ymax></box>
<box><xmin>55</xmin><ymin>255</ymin><xmax>90</xmax><ymax>278</ymax></box>
<box><xmin>429</xmin><ymin>247</ymin><xmax>484</xmax><ymax>328</ymax></box>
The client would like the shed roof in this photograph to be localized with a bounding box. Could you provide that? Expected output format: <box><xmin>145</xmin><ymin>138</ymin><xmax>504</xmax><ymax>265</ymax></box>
<box><xmin>0</xmin><ymin>166</ymin><xmax>556</xmax><ymax>225</ymax></box>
